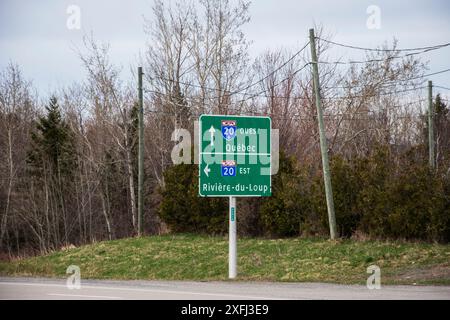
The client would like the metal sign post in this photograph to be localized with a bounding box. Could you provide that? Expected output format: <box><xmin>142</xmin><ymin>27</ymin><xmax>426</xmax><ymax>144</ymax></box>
<box><xmin>198</xmin><ymin>115</ymin><xmax>271</xmax><ymax>278</ymax></box>
<box><xmin>229</xmin><ymin>196</ymin><xmax>237</xmax><ymax>279</ymax></box>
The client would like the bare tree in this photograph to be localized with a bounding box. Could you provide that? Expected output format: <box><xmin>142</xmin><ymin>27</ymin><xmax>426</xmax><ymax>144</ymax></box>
<box><xmin>79</xmin><ymin>35</ymin><xmax>138</xmax><ymax>236</ymax></box>
<box><xmin>0</xmin><ymin>63</ymin><xmax>36</xmax><ymax>252</ymax></box>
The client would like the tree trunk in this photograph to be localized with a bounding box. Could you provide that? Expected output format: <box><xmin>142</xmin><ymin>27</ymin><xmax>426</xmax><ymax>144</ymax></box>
<box><xmin>126</xmin><ymin>147</ymin><xmax>137</xmax><ymax>233</ymax></box>
<box><xmin>100</xmin><ymin>184</ymin><xmax>113</xmax><ymax>241</ymax></box>
<box><xmin>0</xmin><ymin>128</ymin><xmax>13</xmax><ymax>246</ymax></box>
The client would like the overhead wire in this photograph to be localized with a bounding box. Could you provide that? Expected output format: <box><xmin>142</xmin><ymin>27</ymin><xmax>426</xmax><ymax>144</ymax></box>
<box><xmin>315</xmin><ymin>37</ymin><xmax>450</xmax><ymax>52</ymax></box>
<box><xmin>146</xmin><ymin>41</ymin><xmax>310</xmax><ymax>98</ymax></box>
<box><xmin>141</xmin><ymin>36</ymin><xmax>449</xmax><ymax>119</ymax></box>
<box><xmin>435</xmin><ymin>85</ymin><xmax>450</xmax><ymax>91</ymax></box>
<box><xmin>323</xmin><ymin>68</ymin><xmax>450</xmax><ymax>90</ymax></box>
<box><xmin>235</xmin><ymin>62</ymin><xmax>312</xmax><ymax>104</ymax></box>
<box><xmin>230</xmin><ymin>41</ymin><xmax>310</xmax><ymax>96</ymax></box>
<box><xmin>317</xmin><ymin>46</ymin><xmax>450</xmax><ymax>66</ymax></box>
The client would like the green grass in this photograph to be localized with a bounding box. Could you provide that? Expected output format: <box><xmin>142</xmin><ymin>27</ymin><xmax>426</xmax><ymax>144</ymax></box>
<box><xmin>1</xmin><ymin>234</ymin><xmax>449</xmax><ymax>285</ymax></box>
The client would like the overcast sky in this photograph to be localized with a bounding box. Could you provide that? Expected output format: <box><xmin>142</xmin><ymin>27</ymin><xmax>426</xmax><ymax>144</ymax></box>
<box><xmin>1</xmin><ymin>0</ymin><xmax>449</xmax><ymax>98</ymax></box>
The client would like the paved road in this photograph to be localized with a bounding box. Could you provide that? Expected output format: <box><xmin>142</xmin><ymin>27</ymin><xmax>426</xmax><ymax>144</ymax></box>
<box><xmin>0</xmin><ymin>277</ymin><xmax>449</xmax><ymax>300</ymax></box>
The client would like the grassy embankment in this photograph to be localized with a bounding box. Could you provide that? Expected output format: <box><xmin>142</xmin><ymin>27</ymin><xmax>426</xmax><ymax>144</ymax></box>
<box><xmin>1</xmin><ymin>234</ymin><xmax>449</xmax><ymax>285</ymax></box>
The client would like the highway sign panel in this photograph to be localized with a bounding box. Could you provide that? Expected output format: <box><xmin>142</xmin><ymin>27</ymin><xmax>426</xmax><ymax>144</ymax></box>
<box><xmin>199</xmin><ymin>115</ymin><xmax>271</xmax><ymax>197</ymax></box>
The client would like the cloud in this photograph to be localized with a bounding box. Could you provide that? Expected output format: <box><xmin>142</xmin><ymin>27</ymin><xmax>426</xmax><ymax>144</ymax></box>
<box><xmin>1</xmin><ymin>0</ymin><xmax>449</xmax><ymax>93</ymax></box>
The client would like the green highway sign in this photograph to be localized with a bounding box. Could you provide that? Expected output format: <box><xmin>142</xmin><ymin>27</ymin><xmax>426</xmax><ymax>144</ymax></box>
<box><xmin>198</xmin><ymin>115</ymin><xmax>271</xmax><ymax>197</ymax></box>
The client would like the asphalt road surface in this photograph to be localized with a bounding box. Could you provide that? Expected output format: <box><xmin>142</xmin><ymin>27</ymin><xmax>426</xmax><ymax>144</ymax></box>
<box><xmin>1</xmin><ymin>277</ymin><xmax>449</xmax><ymax>300</ymax></box>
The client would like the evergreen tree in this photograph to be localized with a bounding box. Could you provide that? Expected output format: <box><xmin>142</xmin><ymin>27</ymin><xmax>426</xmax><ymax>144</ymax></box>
<box><xmin>25</xmin><ymin>96</ymin><xmax>77</xmax><ymax>248</ymax></box>
<box><xmin>171</xmin><ymin>83</ymin><xmax>190</xmax><ymax>129</ymax></box>
<box><xmin>28</xmin><ymin>96</ymin><xmax>75</xmax><ymax>177</ymax></box>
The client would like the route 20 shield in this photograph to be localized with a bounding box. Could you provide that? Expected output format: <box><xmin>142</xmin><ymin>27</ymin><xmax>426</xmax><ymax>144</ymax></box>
<box><xmin>221</xmin><ymin>160</ymin><xmax>236</xmax><ymax>176</ymax></box>
<box><xmin>221</xmin><ymin>120</ymin><xmax>237</xmax><ymax>140</ymax></box>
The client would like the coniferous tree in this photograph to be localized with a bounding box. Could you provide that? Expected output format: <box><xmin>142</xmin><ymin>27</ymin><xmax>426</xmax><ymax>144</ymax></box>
<box><xmin>26</xmin><ymin>96</ymin><xmax>77</xmax><ymax>248</ymax></box>
<box><xmin>28</xmin><ymin>96</ymin><xmax>76</xmax><ymax>176</ymax></box>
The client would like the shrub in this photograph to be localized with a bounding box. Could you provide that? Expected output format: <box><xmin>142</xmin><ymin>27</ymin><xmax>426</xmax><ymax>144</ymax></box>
<box><xmin>259</xmin><ymin>152</ymin><xmax>318</xmax><ymax>237</ymax></box>
<box><xmin>384</xmin><ymin>159</ymin><xmax>448</xmax><ymax>241</ymax></box>
<box><xmin>158</xmin><ymin>164</ymin><xmax>227</xmax><ymax>234</ymax></box>
<box><xmin>159</xmin><ymin>146</ymin><xmax>450</xmax><ymax>243</ymax></box>
<box><xmin>356</xmin><ymin>147</ymin><xmax>449</xmax><ymax>242</ymax></box>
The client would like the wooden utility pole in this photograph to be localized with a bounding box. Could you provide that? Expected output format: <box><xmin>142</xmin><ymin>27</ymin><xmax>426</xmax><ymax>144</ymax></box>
<box><xmin>309</xmin><ymin>28</ymin><xmax>337</xmax><ymax>239</ymax></box>
<box><xmin>428</xmin><ymin>80</ymin><xmax>435</xmax><ymax>169</ymax></box>
<box><xmin>138</xmin><ymin>67</ymin><xmax>144</xmax><ymax>236</ymax></box>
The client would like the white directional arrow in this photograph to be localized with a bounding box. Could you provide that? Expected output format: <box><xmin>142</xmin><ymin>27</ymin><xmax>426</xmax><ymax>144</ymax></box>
<box><xmin>208</xmin><ymin>125</ymin><xmax>216</xmax><ymax>146</ymax></box>
<box><xmin>204</xmin><ymin>164</ymin><xmax>211</xmax><ymax>177</ymax></box>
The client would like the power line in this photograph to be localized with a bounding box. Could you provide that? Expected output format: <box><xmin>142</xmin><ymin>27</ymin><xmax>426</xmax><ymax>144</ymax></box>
<box><xmin>404</xmin><ymin>68</ymin><xmax>450</xmax><ymax>80</ymax></box>
<box><xmin>235</xmin><ymin>62</ymin><xmax>312</xmax><ymax>104</ymax></box>
<box><xmin>291</xmin><ymin>86</ymin><xmax>428</xmax><ymax>102</ymax></box>
<box><xmin>324</xmin><ymin>68</ymin><xmax>450</xmax><ymax>90</ymax></box>
<box><xmin>148</xmin><ymin>75</ymin><xmax>226</xmax><ymax>95</ymax></box>
<box><xmin>435</xmin><ymin>85</ymin><xmax>450</xmax><ymax>91</ymax></box>
<box><xmin>145</xmin><ymin>41</ymin><xmax>310</xmax><ymax>97</ymax></box>
<box><xmin>316</xmin><ymin>37</ymin><xmax>450</xmax><ymax>52</ymax></box>
<box><xmin>230</xmin><ymin>41</ymin><xmax>310</xmax><ymax>95</ymax></box>
<box><xmin>172</xmin><ymin>68</ymin><xmax>448</xmax><ymax>102</ymax></box>
<box><xmin>147</xmin><ymin>56</ymin><xmax>450</xmax><ymax>100</ymax></box>
<box><xmin>317</xmin><ymin>45</ymin><xmax>450</xmax><ymax>66</ymax></box>
<box><xmin>247</xmin><ymin>84</ymin><xmax>428</xmax><ymax>101</ymax></box>
<box><xmin>272</xmin><ymin>115</ymin><xmax>424</xmax><ymax>121</ymax></box>
<box><xmin>144</xmin><ymin>81</ymin><xmax>427</xmax><ymax>104</ymax></box>
<box><xmin>143</xmin><ymin>88</ymin><xmax>205</xmax><ymax>108</ymax></box>
<box><xmin>325</xmin><ymin>86</ymin><xmax>427</xmax><ymax>100</ymax></box>
<box><xmin>143</xmin><ymin>44</ymin><xmax>450</xmax><ymax>106</ymax></box>
<box><xmin>145</xmin><ymin>62</ymin><xmax>313</xmax><ymax>104</ymax></box>
<box><xmin>142</xmin><ymin>95</ymin><xmax>427</xmax><ymax>120</ymax></box>
<box><xmin>324</xmin><ymin>81</ymin><xmax>427</xmax><ymax>92</ymax></box>
<box><xmin>142</xmin><ymin>106</ymin><xmax>425</xmax><ymax>122</ymax></box>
